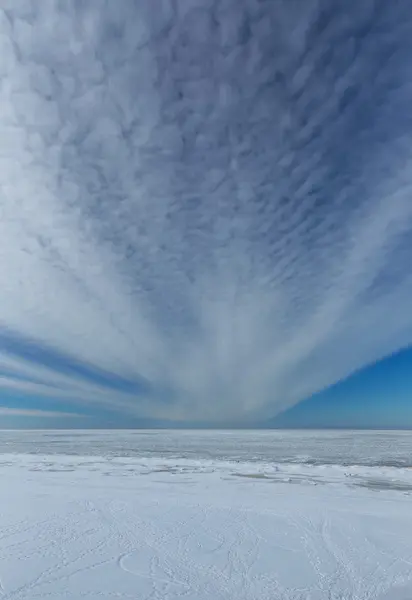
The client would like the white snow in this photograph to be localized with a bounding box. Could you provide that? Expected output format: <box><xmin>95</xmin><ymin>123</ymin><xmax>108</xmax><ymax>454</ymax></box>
<box><xmin>1</xmin><ymin>436</ymin><xmax>412</xmax><ymax>599</ymax></box>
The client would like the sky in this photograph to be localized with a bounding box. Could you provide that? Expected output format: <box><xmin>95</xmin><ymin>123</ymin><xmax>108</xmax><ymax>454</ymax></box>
<box><xmin>1</xmin><ymin>0</ymin><xmax>412</xmax><ymax>429</ymax></box>
<box><xmin>272</xmin><ymin>346</ymin><xmax>412</xmax><ymax>429</ymax></box>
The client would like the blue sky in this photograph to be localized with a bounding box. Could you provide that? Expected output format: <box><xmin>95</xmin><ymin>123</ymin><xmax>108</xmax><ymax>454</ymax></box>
<box><xmin>273</xmin><ymin>346</ymin><xmax>412</xmax><ymax>429</ymax></box>
<box><xmin>1</xmin><ymin>1</ymin><xmax>412</xmax><ymax>429</ymax></box>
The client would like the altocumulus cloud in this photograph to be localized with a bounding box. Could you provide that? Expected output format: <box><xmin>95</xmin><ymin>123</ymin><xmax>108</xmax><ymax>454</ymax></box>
<box><xmin>1</xmin><ymin>0</ymin><xmax>412</xmax><ymax>424</ymax></box>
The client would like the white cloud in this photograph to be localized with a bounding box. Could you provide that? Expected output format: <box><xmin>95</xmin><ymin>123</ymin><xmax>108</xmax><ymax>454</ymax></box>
<box><xmin>0</xmin><ymin>407</ymin><xmax>81</xmax><ymax>418</ymax></box>
<box><xmin>0</xmin><ymin>2</ymin><xmax>412</xmax><ymax>423</ymax></box>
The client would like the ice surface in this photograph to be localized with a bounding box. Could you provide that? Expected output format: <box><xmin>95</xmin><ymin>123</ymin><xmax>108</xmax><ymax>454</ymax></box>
<box><xmin>1</xmin><ymin>428</ymin><xmax>412</xmax><ymax>467</ymax></box>
<box><xmin>1</xmin><ymin>430</ymin><xmax>412</xmax><ymax>599</ymax></box>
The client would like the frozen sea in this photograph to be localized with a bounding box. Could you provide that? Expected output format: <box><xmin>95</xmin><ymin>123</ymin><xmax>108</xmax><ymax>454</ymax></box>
<box><xmin>1</xmin><ymin>429</ymin><xmax>412</xmax><ymax>600</ymax></box>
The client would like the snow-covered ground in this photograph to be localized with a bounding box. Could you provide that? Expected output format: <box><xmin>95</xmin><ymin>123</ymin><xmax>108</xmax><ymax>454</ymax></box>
<box><xmin>1</xmin><ymin>431</ymin><xmax>412</xmax><ymax>599</ymax></box>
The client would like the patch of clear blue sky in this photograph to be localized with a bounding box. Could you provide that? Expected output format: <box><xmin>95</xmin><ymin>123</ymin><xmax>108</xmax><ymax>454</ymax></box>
<box><xmin>273</xmin><ymin>345</ymin><xmax>412</xmax><ymax>429</ymax></box>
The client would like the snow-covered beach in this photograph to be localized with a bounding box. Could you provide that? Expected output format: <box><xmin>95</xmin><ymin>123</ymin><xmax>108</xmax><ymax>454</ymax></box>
<box><xmin>1</xmin><ymin>430</ymin><xmax>412</xmax><ymax>600</ymax></box>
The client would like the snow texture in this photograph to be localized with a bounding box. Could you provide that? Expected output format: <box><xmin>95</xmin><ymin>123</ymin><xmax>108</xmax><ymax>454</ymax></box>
<box><xmin>1</xmin><ymin>431</ymin><xmax>412</xmax><ymax>599</ymax></box>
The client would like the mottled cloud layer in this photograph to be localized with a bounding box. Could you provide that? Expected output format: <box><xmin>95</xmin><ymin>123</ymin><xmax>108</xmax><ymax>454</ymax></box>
<box><xmin>1</xmin><ymin>1</ymin><xmax>412</xmax><ymax>424</ymax></box>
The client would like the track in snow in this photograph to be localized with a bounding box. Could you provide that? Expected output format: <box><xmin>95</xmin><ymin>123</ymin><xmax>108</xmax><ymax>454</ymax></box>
<box><xmin>0</xmin><ymin>455</ymin><xmax>412</xmax><ymax>599</ymax></box>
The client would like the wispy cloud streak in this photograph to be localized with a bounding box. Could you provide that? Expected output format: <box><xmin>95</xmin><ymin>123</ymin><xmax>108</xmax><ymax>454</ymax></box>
<box><xmin>0</xmin><ymin>407</ymin><xmax>81</xmax><ymax>419</ymax></box>
<box><xmin>1</xmin><ymin>1</ymin><xmax>412</xmax><ymax>423</ymax></box>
